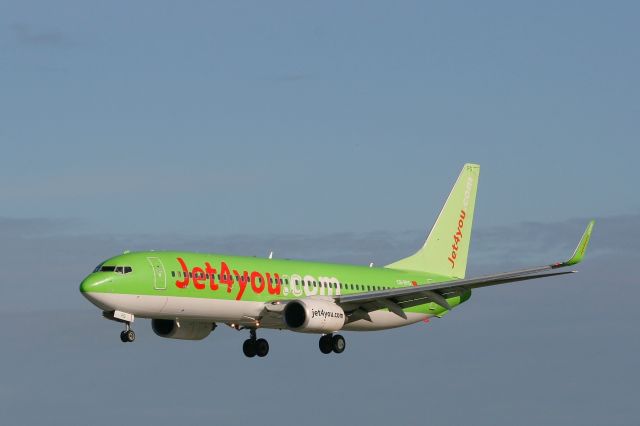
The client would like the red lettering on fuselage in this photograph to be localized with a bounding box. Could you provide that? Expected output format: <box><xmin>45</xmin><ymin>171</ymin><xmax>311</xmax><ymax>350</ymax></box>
<box><xmin>174</xmin><ymin>258</ymin><xmax>282</xmax><ymax>300</ymax></box>
<box><xmin>233</xmin><ymin>269</ymin><xmax>249</xmax><ymax>301</ymax></box>
<box><xmin>251</xmin><ymin>271</ymin><xmax>265</xmax><ymax>293</ymax></box>
<box><xmin>219</xmin><ymin>262</ymin><xmax>233</xmax><ymax>293</ymax></box>
<box><xmin>267</xmin><ymin>272</ymin><xmax>281</xmax><ymax>295</ymax></box>
<box><xmin>192</xmin><ymin>266</ymin><xmax>205</xmax><ymax>290</ymax></box>
<box><xmin>204</xmin><ymin>262</ymin><xmax>218</xmax><ymax>290</ymax></box>
<box><xmin>176</xmin><ymin>257</ymin><xmax>190</xmax><ymax>288</ymax></box>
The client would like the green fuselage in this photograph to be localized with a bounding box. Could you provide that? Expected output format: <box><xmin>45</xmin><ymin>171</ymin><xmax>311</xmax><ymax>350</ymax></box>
<box><xmin>80</xmin><ymin>251</ymin><xmax>471</xmax><ymax>320</ymax></box>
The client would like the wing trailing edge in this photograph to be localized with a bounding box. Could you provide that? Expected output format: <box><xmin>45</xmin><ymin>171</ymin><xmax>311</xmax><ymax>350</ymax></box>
<box><xmin>337</xmin><ymin>220</ymin><xmax>595</xmax><ymax>317</ymax></box>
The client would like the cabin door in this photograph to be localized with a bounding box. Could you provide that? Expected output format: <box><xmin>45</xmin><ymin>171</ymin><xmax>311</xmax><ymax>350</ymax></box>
<box><xmin>147</xmin><ymin>257</ymin><xmax>167</xmax><ymax>290</ymax></box>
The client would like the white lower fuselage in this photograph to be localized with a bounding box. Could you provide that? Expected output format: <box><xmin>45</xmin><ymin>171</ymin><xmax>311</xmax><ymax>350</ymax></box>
<box><xmin>83</xmin><ymin>292</ymin><xmax>430</xmax><ymax>332</ymax></box>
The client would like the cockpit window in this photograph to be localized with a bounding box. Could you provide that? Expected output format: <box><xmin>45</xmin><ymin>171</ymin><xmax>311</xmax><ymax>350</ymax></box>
<box><xmin>97</xmin><ymin>265</ymin><xmax>133</xmax><ymax>274</ymax></box>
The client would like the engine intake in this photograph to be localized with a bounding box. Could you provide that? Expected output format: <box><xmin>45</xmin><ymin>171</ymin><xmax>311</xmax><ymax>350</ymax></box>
<box><xmin>284</xmin><ymin>299</ymin><xmax>346</xmax><ymax>333</ymax></box>
<box><xmin>151</xmin><ymin>319</ymin><xmax>214</xmax><ymax>340</ymax></box>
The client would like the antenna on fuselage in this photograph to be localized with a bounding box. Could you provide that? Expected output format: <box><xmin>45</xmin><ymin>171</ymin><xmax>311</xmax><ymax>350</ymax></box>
<box><xmin>268</xmin><ymin>251</ymin><xmax>273</xmax><ymax>259</ymax></box>
<box><xmin>369</xmin><ymin>262</ymin><xmax>374</xmax><ymax>268</ymax></box>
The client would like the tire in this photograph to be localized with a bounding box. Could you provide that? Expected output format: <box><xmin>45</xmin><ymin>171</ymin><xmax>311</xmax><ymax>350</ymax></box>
<box><xmin>332</xmin><ymin>334</ymin><xmax>346</xmax><ymax>354</ymax></box>
<box><xmin>243</xmin><ymin>339</ymin><xmax>257</xmax><ymax>358</ymax></box>
<box><xmin>125</xmin><ymin>330</ymin><xmax>136</xmax><ymax>342</ymax></box>
<box><xmin>319</xmin><ymin>335</ymin><xmax>333</xmax><ymax>354</ymax></box>
<box><xmin>255</xmin><ymin>338</ymin><xmax>269</xmax><ymax>357</ymax></box>
<box><xmin>120</xmin><ymin>331</ymin><xmax>128</xmax><ymax>343</ymax></box>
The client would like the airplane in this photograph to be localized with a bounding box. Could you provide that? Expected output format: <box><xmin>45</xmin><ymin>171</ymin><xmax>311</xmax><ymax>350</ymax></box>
<box><xmin>79</xmin><ymin>164</ymin><xmax>594</xmax><ymax>358</ymax></box>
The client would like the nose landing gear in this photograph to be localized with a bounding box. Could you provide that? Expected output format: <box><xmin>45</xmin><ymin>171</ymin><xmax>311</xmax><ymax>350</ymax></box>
<box><xmin>120</xmin><ymin>323</ymin><xmax>135</xmax><ymax>343</ymax></box>
<box><xmin>103</xmin><ymin>311</ymin><xmax>136</xmax><ymax>343</ymax></box>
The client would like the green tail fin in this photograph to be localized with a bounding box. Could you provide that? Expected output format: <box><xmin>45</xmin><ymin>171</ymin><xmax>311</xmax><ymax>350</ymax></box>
<box><xmin>386</xmin><ymin>163</ymin><xmax>480</xmax><ymax>279</ymax></box>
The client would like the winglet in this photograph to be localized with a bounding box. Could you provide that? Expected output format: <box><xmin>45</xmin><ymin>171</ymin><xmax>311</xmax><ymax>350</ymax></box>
<box><xmin>560</xmin><ymin>220</ymin><xmax>595</xmax><ymax>267</ymax></box>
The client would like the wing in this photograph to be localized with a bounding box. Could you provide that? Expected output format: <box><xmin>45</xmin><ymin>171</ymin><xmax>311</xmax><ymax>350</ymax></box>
<box><xmin>335</xmin><ymin>220</ymin><xmax>595</xmax><ymax>320</ymax></box>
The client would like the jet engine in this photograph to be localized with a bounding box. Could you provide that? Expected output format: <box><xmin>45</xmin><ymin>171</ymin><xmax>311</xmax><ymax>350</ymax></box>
<box><xmin>284</xmin><ymin>299</ymin><xmax>346</xmax><ymax>333</ymax></box>
<box><xmin>151</xmin><ymin>319</ymin><xmax>215</xmax><ymax>340</ymax></box>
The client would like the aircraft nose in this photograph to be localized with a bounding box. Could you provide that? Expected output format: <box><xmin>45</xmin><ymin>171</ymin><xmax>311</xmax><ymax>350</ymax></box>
<box><xmin>80</xmin><ymin>275</ymin><xmax>100</xmax><ymax>294</ymax></box>
<box><xmin>79</xmin><ymin>275</ymin><xmax>113</xmax><ymax>309</ymax></box>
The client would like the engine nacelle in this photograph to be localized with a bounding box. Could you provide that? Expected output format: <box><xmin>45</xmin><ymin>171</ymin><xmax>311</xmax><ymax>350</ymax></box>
<box><xmin>151</xmin><ymin>319</ymin><xmax>214</xmax><ymax>340</ymax></box>
<box><xmin>284</xmin><ymin>299</ymin><xmax>346</xmax><ymax>333</ymax></box>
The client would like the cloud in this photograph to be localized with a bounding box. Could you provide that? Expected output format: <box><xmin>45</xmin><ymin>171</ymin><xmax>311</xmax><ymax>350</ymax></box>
<box><xmin>271</xmin><ymin>72</ymin><xmax>311</xmax><ymax>83</ymax></box>
<box><xmin>1</xmin><ymin>214</ymin><xmax>639</xmax><ymax>424</ymax></box>
<box><xmin>0</xmin><ymin>213</ymin><xmax>635</xmax><ymax>314</ymax></box>
<box><xmin>10</xmin><ymin>23</ymin><xmax>67</xmax><ymax>47</ymax></box>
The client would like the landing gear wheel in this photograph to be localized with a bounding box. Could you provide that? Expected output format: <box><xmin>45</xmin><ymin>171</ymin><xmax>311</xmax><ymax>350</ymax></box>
<box><xmin>243</xmin><ymin>339</ymin><xmax>257</xmax><ymax>358</ymax></box>
<box><xmin>332</xmin><ymin>334</ymin><xmax>345</xmax><ymax>353</ymax></box>
<box><xmin>255</xmin><ymin>338</ymin><xmax>269</xmax><ymax>357</ymax></box>
<box><xmin>120</xmin><ymin>329</ymin><xmax>135</xmax><ymax>343</ymax></box>
<box><xmin>319</xmin><ymin>334</ymin><xmax>333</xmax><ymax>354</ymax></box>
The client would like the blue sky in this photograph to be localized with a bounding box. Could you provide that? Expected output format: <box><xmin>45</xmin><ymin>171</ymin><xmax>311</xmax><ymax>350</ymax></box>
<box><xmin>2</xmin><ymin>1</ymin><xmax>638</xmax><ymax>236</ymax></box>
<box><xmin>1</xmin><ymin>1</ymin><xmax>639</xmax><ymax>425</ymax></box>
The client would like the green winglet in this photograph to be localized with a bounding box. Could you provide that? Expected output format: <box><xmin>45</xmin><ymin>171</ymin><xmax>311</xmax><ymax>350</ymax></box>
<box><xmin>564</xmin><ymin>220</ymin><xmax>595</xmax><ymax>266</ymax></box>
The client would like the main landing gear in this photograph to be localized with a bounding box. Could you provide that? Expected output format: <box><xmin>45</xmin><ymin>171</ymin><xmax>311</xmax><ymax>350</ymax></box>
<box><xmin>319</xmin><ymin>334</ymin><xmax>346</xmax><ymax>354</ymax></box>
<box><xmin>242</xmin><ymin>328</ymin><xmax>269</xmax><ymax>358</ymax></box>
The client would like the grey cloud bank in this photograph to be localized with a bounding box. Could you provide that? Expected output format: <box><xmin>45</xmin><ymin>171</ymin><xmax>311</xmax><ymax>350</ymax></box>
<box><xmin>0</xmin><ymin>214</ymin><xmax>634</xmax><ymax>312</ymax></box>
<box><xmin>0</xmin><ymin>215</ymin><xmax>638</xmax><ymax>425</ymax></box>
<box><xmin>10</xmin><ymin>23</ymin><xmax>67</xmax><ymax>47</ymax></box>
